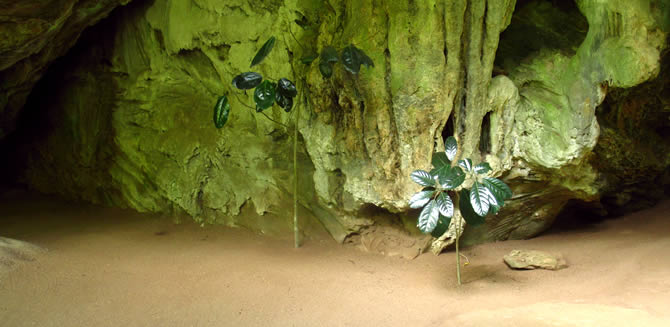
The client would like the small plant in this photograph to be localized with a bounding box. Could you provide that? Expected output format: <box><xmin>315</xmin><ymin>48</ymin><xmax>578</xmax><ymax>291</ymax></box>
<box><xmin>213</xmin><ymin>37</ymin><xmax>374</xmax><ymax>129</ymax></box>
<box><xmin>212</xmin><ymin>34</ymin><xmax>373</xmax><ymax>248</ymax></box>
<box><xmin>300</xmin><ymin>44</ymin><xmax>374</xmax><ymax>78</ymax></box>
<box><xmin>213</xmin><ymin>36</ymin><xmax>298</xmax><ymax>130</ymax></box>
<box><xmin>409</xmin><ymin>136</ymin><xmax>512</xmax><ymax>285</ymax></box>
<box><xmin>212</xmin><ymin>35</ymin><xmax>301</xmax><ymax>248</ymax></box>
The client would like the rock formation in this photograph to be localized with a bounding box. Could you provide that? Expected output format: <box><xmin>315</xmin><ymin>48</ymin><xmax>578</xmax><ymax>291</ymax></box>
<box><xmin>503</xmin><ymin>249</ymin><xmax>567</xmax><ymax>270</ymax></box>
<box><xmin>0</xmin><ymin>0</ymin><xmax>131</xmax><ymax>140</ymax></box>
<box><xmin>1</xmin><ymin>0</ymin><xmax>668</xmax><ymax>249</ymax></box>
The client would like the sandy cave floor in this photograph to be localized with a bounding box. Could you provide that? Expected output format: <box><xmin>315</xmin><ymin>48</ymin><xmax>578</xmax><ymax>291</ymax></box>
<box><xmin>1</xmin><ymin>190</ymin><xmax>669</xmax><ymax>327</ymax></box>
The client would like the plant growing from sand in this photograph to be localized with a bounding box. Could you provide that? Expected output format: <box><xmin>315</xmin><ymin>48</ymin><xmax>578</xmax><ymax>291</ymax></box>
<box><xmin>409</xmin><ymin>136</ymin><xmax>512</xmax><ymax>285</ymax></box>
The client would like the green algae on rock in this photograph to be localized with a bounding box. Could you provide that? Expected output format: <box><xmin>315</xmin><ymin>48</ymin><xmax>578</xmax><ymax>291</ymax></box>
<box><xmin>2</xmin><ymin>0</ymin><xmax>668</xmax><ymax>250</ymax></box>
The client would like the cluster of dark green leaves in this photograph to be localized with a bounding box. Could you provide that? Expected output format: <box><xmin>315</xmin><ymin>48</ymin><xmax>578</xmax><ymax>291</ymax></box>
<box><xmin>213</xmin><ymin>36</ymin><xmax>298</xmax><ymax>129</ymax></box>
<box><xmin>409</xmin><ymin>136</ymin><xmax>512</xmax><ymax>236</ymax></box>
<box><xmin>301</xmin><ymin>44</ymin><xmax>374</xmax><ymax>78</ymax></box>
<box><xmin>230</xmin><ymin>73</ymin><xmax>297</xmax><ymax>113</ymax></box>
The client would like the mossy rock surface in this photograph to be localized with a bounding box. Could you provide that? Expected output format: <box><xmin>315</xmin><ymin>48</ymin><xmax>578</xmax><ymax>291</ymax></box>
<box><xmin>3</xmin><ymin>0</ymin><xmax>669</xmax><ymax>247</ymax></box>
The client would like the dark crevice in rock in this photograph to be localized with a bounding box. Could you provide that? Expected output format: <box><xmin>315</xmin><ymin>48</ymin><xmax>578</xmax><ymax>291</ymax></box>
<box><xmin>548</xmin><ymin>199</ymin><xmax>609</xmax><ymax>234</ymax></box>
<box><xmin>456</xmin><ymin>87</ymin><xmax>467</xmax><ymax>138</ymax></box>
<box><xmin>441</xmin><ymin>109</ymin><xmax>455</xmax><ymax>143</ymax></box>
<box><xmin>455</xmin><ymin>2</ymin><xmax>470</xmax><ymax>142</ymax></box>
<box><xmin>154</xmin><ymin>29</ymin><xmax>165</xmax><ymax>51</ymax></box>
<box><xmin>327</xmin><ymin>168</ymin><xmax>346</xmax><ymax>207</ymax></box>
<box><xmin>383</xmin><ymin>38</ymin><xmax>395</xmax><ymax>136</ymax></box>
<box><xmin>294</xmin><ymin>11</ymin><xmax>310</xmax><ymax>28</ymax></box>
<box><xmin>479</xmin><ymin>110</ymin><xmax>491</xmax><ymax>155</ymax></box>
<box><xmin>592</xmin><ymin>35</ymin><xmax>670</xmax><ymax>216</ymax></box>
<box><xmin>0</xmin><ymin>0</ymin><xmax>129</xmax><ymax>140</ymax></box>
<box><xmin>495</xmin><ymin>0</ymin><xmax>587</xmax><ymax>73</ymax></box>
<box><xmin>195</xmin><ymin>188</ymin><xmax>205</xmax><ymax>216</ymax></box>
<box><xmin>5</xmin><ymin>9</ymin><xmax>121</xmax><ymax>189</ymax></box>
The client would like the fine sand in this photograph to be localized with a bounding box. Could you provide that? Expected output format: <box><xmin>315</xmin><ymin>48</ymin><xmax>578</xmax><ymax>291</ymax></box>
<box><xmin>1</xmin><ymin>190</ymin><xmax>669</xmax><ymax>326</ymax></box>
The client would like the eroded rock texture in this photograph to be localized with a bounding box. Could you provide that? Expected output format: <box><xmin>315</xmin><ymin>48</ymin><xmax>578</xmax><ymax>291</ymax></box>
<box><xmin>11</xmin><ymin>0</ymin><xmax>327</xmax><ymax>239</ymax></box>
<box><xmin>0</xmin><ymin>0</ymin><xmax>131</xmax><ymax>140</ymax></box>
<box><xmin>2</xmin><ymin>0</ymin><xmax>669</xmax><ymax>249</ymax></box>
<box><xmin>594</xmin><ymin>40</ymin><xmax>670</xmax><ymax>215</ymax></box>
<box><xmin>464</xmin><ymin>0</ymin><xmax>669</xmax><ymax>245</ymax></box>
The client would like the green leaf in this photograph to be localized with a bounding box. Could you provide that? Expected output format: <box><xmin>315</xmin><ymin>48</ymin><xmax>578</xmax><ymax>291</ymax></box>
<box><xmin>232</xmin><ymin>72</ymin><xmax>263</xmax><ymax>90</ymax></box>
<box><xmin>458</xmin><ymin>158</ymin><xmax>473</xmax><ymax>172</ymax></box>
<box><xmin>320</xmin><ymin>46</ymin><xmax>339</xmax><ymax>63</ymax></box>
<box><xmin>474</xmin><ymin>162</ymin><xmax>491</xmax><ymax>175</ymax></box>
<box><xmin>301</xmin><ymin>53</ymin><xmax>318</xmax><ymax>65</ymax></box>
<box><xmin>277</xmin><ymin>78</ymin><xmax>298</xmax><ymax>98</ymax></box>
<box><xmin>430</xmin><ymin>152</ymin><xmax>453</xmax><ymax>181</ymax></box>
<box><xmin>459</xmin><ymin>189</ymin><xmax>486</xmax><ymax>226</ymax></box>
<box><xmin>429</xmin><ymin>164</ymin><xmax>448</xmax><ymax>182</ymax></box>
<box><xmin>435</xmin><ymin>192</ymin><xmax>454</xmax><ymax>218</ymax></box>
<box><xmin>353</xmin><ymin>46</ymin><xmax>374</xmax><ymax>68</ymax></box>
<box><xmin>445</xmin><ymin>136</ymin><xmax>458</xmax><ymax>161</ymax></box>
<box><xmin>409</xmin><ymin>189</ymin><xmax>434</xmax><ymax>209</ymax></box>
<box><xmin>439</xmin><ymin>166</ymin><xmax>465</xmax><ymax>190</ymax></box>
<box><xmin>417</xmin><ymin>199</ymin><xmax>440</xmax><ymax>233</ymax></box>
<box><xmin>341</xmin><ymin>45</ymin><xmax>361</xmax><ymax>74</ymax></box>
<box><xmin>470</xmin><ymin>181</ymin><xmax>492</xmax><ymax>217</ymax></box>
<box><xmin>250</xmin><ymin>36</ymin><xmax>276</xmax><ymax>67</ymax></box>
<box><xmin>482</xmin><ymin>177</ymin><xmax>513</xmax><ymax>201</ymax></box>
<box><xmin>410</xmin><ymin>170</ymin><xmax>435</xmax><ymax>187</ymax></box>
<box><xmin>318</xmin><ymin>61</ymin><xmax>333</xmax><ymax>78</ymax></box>
<box><xmin>213</xmin><ymin>95</ymin><xmax>230</xmax><ymax>129</ymax></box>
<box><xmin>431</xmin><ymin>152</ymin><xmax>450</xmax><ymax>169</ymax></box>
<box><xmin>430</xmin><ymin>214</ymin><xmax>452</xmax><ymax>238</ymax></box>
<box><xmin>275</xmin><ymin>92</ymin><xmax>293</xmax><ymax>112</ymax></box>
<box><xmin>484</xmin><ymin>185</ymin><xmax>500</xmax><ymax>208</ymax></box>
<box><xmin>254</xmin><ymin>80</ymin><xmax>276</xmax><ymax>112</ymax></box>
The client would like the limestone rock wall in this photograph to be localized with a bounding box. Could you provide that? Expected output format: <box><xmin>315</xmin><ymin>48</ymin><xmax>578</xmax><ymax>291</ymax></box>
<box><xmin>16</xmin><ymin>0</ymin><xmax>328</xmax><ymax>238</ymax></box>
<box><xmin>3</xmin><ymin>0</ymin><xmax>669</xmax><ymax>247</ymax></box>
<box><xmin>0</xmin><ymin>0</ymin><xmax>131</xmax><ymax>140</ymax></box>
<box><xmin>594</xmin><ymin>42</ymin><xmax>670</xmax><ymax>214</ymax></box>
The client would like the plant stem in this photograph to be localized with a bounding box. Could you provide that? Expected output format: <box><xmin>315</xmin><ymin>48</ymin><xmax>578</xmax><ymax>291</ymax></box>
<box><xmin>260</xmin><ymin>111</ymin><xmax>289</xmax><ymax>128</ymax></box>
<box><xmin>456</xmin><ymin>213</ymin><xmax>462</xmax><ymax>286</ymax></box>
<box><xmin>293</xmin><ymin>97</ymin><xmax>300</xmax><ymax>248</ymax></box>
<box><xmin>230</xmin><ymin>89</ymin><xmax>290</xmax><ymax>128</ymax></box>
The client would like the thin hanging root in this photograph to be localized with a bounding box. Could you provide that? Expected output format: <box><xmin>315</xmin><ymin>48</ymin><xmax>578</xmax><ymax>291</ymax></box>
<box><xmin>460</xmin><ymin>253</ymin><xmax>470</xmax><ymax>266</ymax></box>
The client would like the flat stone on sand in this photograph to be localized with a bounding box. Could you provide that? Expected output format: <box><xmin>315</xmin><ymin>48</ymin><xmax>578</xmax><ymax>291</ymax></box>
<box><xmin>504</xmin><ymin>249</ymin><xmax>567</xmax><ymax>270</ymax></box>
